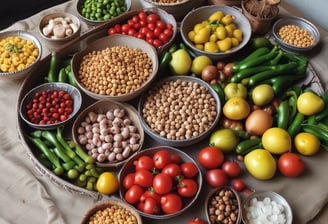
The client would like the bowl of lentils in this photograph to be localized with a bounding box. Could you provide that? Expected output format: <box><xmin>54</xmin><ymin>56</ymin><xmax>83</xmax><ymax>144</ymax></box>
<box><xmin>138</xmin><ymin>76</ymin><xmax>222</xmax><ymax>147</ymax></box>
<box><xmin>71</xmin><ymin>34</ymin><xmax>158</xmax><ymax>102</ymax></box>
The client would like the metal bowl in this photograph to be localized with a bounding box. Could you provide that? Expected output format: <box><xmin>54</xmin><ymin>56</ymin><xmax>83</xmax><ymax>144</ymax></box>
<box><xmin>118</xmin><ymin>146</ymin><xmax>203</xmax><ymax>219</ymax></box>
<box><xmin>180</xmin><ymin>5</ymin><xmax>252</xmax><ymax>61</ymax></box>
<box><xmin>76</xmin><ymin>0</ymin><xmax>131</xmax><ymax>26</ymax></box>
<box><xmin>72</xmin><ymin>100</ymin><xmax>144</xmax><ymax>168</ymax></box>
<box><xmin>138</xmin><ymin>76</ymin><xmax>221</xmax><ymax>147</ymax></box>
<box><xmin>272</xmin><ymin>16</ymin><xmax>320</xmax><ymax>52</ymax></box>
<box><xmin>242</xmin><ymin>191</ymin><xmax>293</xmax><ymax>224</ymax></box>
<box><xmin>0</xmin><ymin>31</ymin><xmax>42</xmax><ymax>80</ymax></box>
<box><xmin>19</xmin><ymin>82</ymin><xmax>82</xmax><ymax>130</ymax></box>
<box><xmin>71</xmin><ymin>34</ymin><xmax>158</xmax><ymax>102</ymax></box>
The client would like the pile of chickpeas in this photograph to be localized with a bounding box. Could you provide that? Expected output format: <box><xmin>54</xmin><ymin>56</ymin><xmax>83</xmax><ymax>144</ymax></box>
<box><xmin>78</xmin><ymin>46</ymin><xmax>153</xmax><ymax>96</ymax></box>
<box><xmin>0</xmin><ymin>35</ymin><xmax>39</xmax><ymax>73</ymax></box>
<box><xmin>278</xmin><ymin>24</ymin><xmax>315</xmax><ymax>48</ymax></box>
<box><xmin>88</xmin><ymin>204</ymin><xmax>138</xmax><ymax>224</ymax></box>
<box><xmin>207</xmin><ymin>188</ymin><xmax>240</xmax><ymax>224</ymax></box>
<box><xmin>141</xmin><ymin>79</ymin><xmax>217</xmax><ymax>141</ymax></box>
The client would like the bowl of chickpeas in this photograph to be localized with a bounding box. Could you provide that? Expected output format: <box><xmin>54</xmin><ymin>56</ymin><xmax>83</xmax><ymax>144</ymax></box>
<box><xmin>76</xmin><ymin>0</ymin><xmax>132</xmax><ymax>26</ymax></box>
<box><xmin>180</xmin><ymin>5</ymin><xmax>252</xmax><ymax>61</ymax></box>
<box><xmin>0</xmin><ymin>31</ymin><xmax>42</xmax><ymax>80</ymax></box>
<box><xmin>80</xmin><ymin>197</ymin><xmax>143</xmax><ymax>224</ymax></box>
<box><xmin>71</xmin><ymin>34</ymin><xmax>158</xmax><ymax>102</ymax></box>
<box><xmin>72</xmin><ymin>99</ymin><xmax>144</xmax><ymax>167</ymax></box>
<box><xmin>138</xmin><ymin>76</ymin><xmax>221</xmax><ymax>147</ymax></box>
<box><xmin>272</xmin><ymin>16</ymin><xmax>320</xmax><ymax>52</ymax></box>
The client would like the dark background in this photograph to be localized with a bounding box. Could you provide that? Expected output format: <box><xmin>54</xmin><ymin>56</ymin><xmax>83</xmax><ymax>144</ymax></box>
<box><xmin>0</xmin><ymin>0</ymin><xmax>69</xmax><ymax>30</ymax></box>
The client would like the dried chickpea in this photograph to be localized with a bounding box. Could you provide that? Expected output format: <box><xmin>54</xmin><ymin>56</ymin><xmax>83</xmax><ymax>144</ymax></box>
<box><xmin>0</xmin><ymin>35</ymin><xmax>39</xmax><ymax>73</ymax></box>
<box><xmin>278</xmin><ymin>24</ymin><xmax>315</xmax><ymax>48</ymax></box>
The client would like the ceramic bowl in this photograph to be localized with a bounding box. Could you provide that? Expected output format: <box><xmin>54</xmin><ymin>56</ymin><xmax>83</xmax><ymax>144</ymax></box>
<box><xmin>180</xmin><ymin>5</ymin><xmax>252</xmax><ymax>61</ymax></box>
<box><xmin>0</xmin><ymin>31</ymin><xmax>42</xmax><ymax>80</ymax></box>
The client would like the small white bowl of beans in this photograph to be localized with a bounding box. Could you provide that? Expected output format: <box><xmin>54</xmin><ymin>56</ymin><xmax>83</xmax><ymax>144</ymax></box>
<box><xmin>80</xmin><ymin>198</ymin><xmax>143</xmax><ymax>224</ymax></box>
<box><xmin>138</xmin><ymin>76</ymin><xmax>222</xmax><ymax>147</ymax></box>
<box><xmin>72</xmin><ymin>100</ymin><xmax>144</xmax><ymax>168</ymax></box>
<box><xmin>71</xmin><ymin>34</ymin><xmax>158</xmax><ymax>102</ymax></box>
<box><xmin>272</xmin><ymin>16</ymin><xmax>320</xmax><ymax>52</ymax></box>
<box><xmin>0</xmin><ymin>31</ymin><xmax>42</xmax><ymax>80</ymax></box>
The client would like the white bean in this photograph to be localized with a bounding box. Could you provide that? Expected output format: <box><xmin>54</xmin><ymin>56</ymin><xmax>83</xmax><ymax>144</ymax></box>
<box><xmin>97</xmin><ymin>154</ymin><xmax>106</xmax><ymax>162</ymax></box>
<box><xmin>102</xmin><ymin>142</ymin><xmax>112</xmax><ymax>151</ymax></box>
<box><xmin>122</xmin><ymin>146</ymin><xmax>131</xmax><ymax>158</ymax></box>
<box><xmin>104</xmin><ymin>134</ymin><xmax>114</xmax><ymax>143</ymax></box>
<box><xmin>78</xmin><ymin>135</ymin><xmax>88</xmax><ymax>145</ymax></box>
<box><xmin>114</xmin><ymin>133</ymin><xmax>123</xmax><ymax>142</ymax></box>
<box><xmin>106</xmin><ymin>110</ymin><xmax>114</xmax><ymax>120</ymax></box>
<box><xmin>116</xmin><ymin>153</ymin><xmax>124</xmax><ymax>161</ymax></box>
<box><xmin>108</xmin><ymin>152</ymin><xmax>116</xmax><ymax>161</ymax></box>
<box><xmin>88</xmin><ymin>111</ymin><xmax>97</xmax><ymax>122</ymax></box>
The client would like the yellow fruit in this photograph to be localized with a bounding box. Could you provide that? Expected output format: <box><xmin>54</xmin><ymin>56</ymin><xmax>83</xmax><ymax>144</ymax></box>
<box><xmin>294</xmin><ymin>132</ymin><xmax>321</xmax><ymax>156</ymax></box>
<box><xmin>204</xmin><ymin>41</ymin><xmax>219</xmax><ymax>52</ymax></box>
<box><xmin>209</xmin><ymin>10</ymin><xmax>225</xmax><ymax>22</ymax></box>
<box><xmin>96</xmin><ymin>172</ymin><xmax>119</xmax><ymax>195</ymax></box>
<box><xmin>169</xmin><ymin>49</ymin><xmax>192</xmax><ymax>75</ymax></box>
<box><xmin>297</xmin><ymin>92</ymin><xmax>324</xmax><ymax>116</ymax></box>
<box><xmin>191</xmin><ymin>55</ymin><xmax>213</xmax><ymax>76</ymax></box>
<box><xmin>217</xmin><ymin>37</ymin><xmax>232</xmax><ymax>52</ymax></box>
<box><xmin>244</xmin><ymin>149</ymin><xmax>277</xmax><ymax>180</ymax></box>
<box><xmin>262</xmin><ymin>127</ymin><xmax>292</xmax><ymax>154</ymax></box>
<box><xmin>209</xmin><ymin>128</ymin><xmax>239</xmax><ymax>153</ymax></box>
<box><xmin>252</xmin><ymin>84</ymin><xmax>275</xmax><ymax>106</ymax></box>
<box><xmin>223</xmin><ymin>96</ymin><xmax>250</xmax><ymax>120</ymax></box>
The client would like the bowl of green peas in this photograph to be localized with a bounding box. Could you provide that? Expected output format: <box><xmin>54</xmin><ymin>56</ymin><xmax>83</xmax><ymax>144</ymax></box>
<box><xmin>76</xmin><ymin>0</ymin><xmax>132</xmax><ymax>26</ymax></box>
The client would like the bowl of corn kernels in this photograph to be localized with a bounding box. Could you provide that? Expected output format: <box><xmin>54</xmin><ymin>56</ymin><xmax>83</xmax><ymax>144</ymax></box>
<box><xmin>272</xmin><ymin>16</ymin><xmax>320</xmax><ymax>52</ymax></box>
<box><xmin>0</xmin><ymin>30</ymin><xmax>42</xmax><ymax>80</ymax></box>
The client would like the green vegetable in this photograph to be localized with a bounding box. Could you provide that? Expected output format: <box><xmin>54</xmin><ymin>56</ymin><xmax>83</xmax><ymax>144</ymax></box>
<box><xmin>46</xmin><ymin>52</ymin><xmax>60</xmax><ymax>82</ymax></box>
<box><xmin>58</xmin><ymin>67</ymin><xmax>68</xmax><ymax>83</ymax></box>
<box><xmin>230</xmin><ymin>65</ymin><xmax>273</xmax><ymax>83</ymax></box>
<box><xmin>211</xmin><ymin>83</ymin><xmax>225</xmax><ymax>104</ymax></box>
<box><xmin>308</xmin><ymin>91</ymin><xmax>328</xmax><ymax>123</ymax></box>
<box><xmin>287</xmin><ymin>112</ymin><xmax>305</xmax><ymax>138</ymax></box>
<box><xmin>158</xmin><ymin>51</ymin><xmax>172</xmax><ymax>72</ymax></box>
<box><xmin>277</xmin><ymin>100</ymin><xmax>290</xmax><ymax>130</ymax></box>
<box><xmin>235</xmin><ymin>138</ymin><xmax>262</xmax><ymax>155</ymax></box>
<box><xmin>68</xmin><ymin>140</ymin><xmax>95</xmax><ymax>164</ymax></box>
<box><xmin>232</xmin><ymin>47</ymin><xmax>271</xmax><ymax>72</ymax></box>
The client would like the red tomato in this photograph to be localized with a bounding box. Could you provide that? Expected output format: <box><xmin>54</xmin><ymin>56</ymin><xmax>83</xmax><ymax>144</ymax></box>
<box><xmin>198</xmin><ymin>146</ymin><xmax>224</xmax><ymax>169</ymax></box>
<box><xmin>170</xmin><ymin>153</ymin><xmax>182</xmax><ymax>164</ymax></box>
<box><xmin>153</xmin><ymin>150</ymin><xmax>171</xmax><ymax>169</ymax></box>
<box><xmin>221</xmin><ymin>161</ymin><xmax>241</xmax><ymax>178</ymax></box>
<box><xmin>232</xmin><ymin>179</ymin><xmax>245</xmax><ymax>192</ymax></box>
<box><xmin>187</xmin><ymin>218</ymin><xmax>208</xmax><ymax>224</ymax></box>
<box><xmin>153</xmin><ymin>27</ymin><xmax>162</xmax><ymax>37</ymax></box>
<box><xmin>147</xmin><ymin>13</ymin><xmax>160</xmax><ymax>24</ymax></box>
<box><xmin>138</xmin><ymin>11</ymin><xmax>147</xmax><ymax>21</ymax></box>
<box><xmin>138</xmin><ymin>197</ymin><xmax>161</xmax><ymax>215</ymax></box>
<box><xmin>147</xmin><ymin>22</ymin><xmax>156</xmax><ymax>31</ymax></box>
<box><xmin>121</xmin><ymin>24</ymin><xmax>130</xmax><ymax>33</ymax></box>
<box><xmin>108</xmin><ymin>27</ymin><xmax>116</xmax><ymax>35</ymax></box>
<box><xmin>161</xmin><ymin>193</ymin><xmax>182</xmax><ymax>214</ymax></box>
<box><xmin>156</xmin><ymin>20</ymin><xmax>167</xmax><ymax>30</ymax></box>
<box><xmin>124</xmin><ymin>184</ymin><xmax>144</xmax><ymax>204</ymax></box>
<box><xmin>159</xmin><ymin>32</ymin><xmax>171</xmax><ymax>43</ymax></box>
<box><xmin>177</xmin><ymin>179</ymin><xmax>198</xmax><ymax>198</ymax></box>
<box><xmin>134</xmin><ymin>155</ymin><xmax>154</xmax><ymax>171</ymax></box>
<box><xmin>153</xmin><ymin>173</ymin><xmax>173</xmax><ymax>194</ymax></box>
<box><xmin>180</xmin><ymin>162</ymin><xmax>199</xmax><ymax>178</ymax></box>
<box><xmin>134</xmin><ymin>169</ymin><xmax>153</xmax><ymax>187</ymax></box>
<box><xmin>205</xmin><ymin>169</ymin><xmax>228</xmax><ymax>188</ymax></box>
<box><xmin>128</xmin><ymin>28</ymin><xmax>137</xmax><ymax>36</ymax></box>
<box><xmin>122</xmin><ymin>173</ymin><xmax>135</xmax><ymax>189</ymax></box>
<box><xmin>132</xmin><ymin>15</ymin><xmax>140</xmax><ymax>23</ymax></box>
<box><xmin>140</xmin><ymin>190</ymin><xmax>161</xmax><ymax>203</ymax></box>
<box><xmin>152</xmin><ymin>39</ymin><xmax>163</xmax><ymax>48</ymax></box>
<box><xmin>139</xmin><ymin>26</ymin><xmax>150</xmax><ymax>35</ymax></box>
<box><xmin>114</xmin><ymin>24</ymin><xmax>122</xmax><ymax>33</ymax></box>
<box><xmin>278</xmin><ymin>152</ymin><xmax>306</xmax><ymax>177</ymax></box>
<box><xmin>162</xmin><ymin>163</ymin><xmax>181</xmax><ymax>178</ymax></box>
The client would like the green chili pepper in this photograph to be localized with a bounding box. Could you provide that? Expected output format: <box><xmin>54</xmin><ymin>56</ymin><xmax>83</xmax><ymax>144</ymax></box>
<box><xmin>232</xmin><ymin>47</ymin><xmax>271</xmax><ymax>72</ymax></box>
<box><xmin>277</xmin><ymin>100</ymin><xmax>289</xmax><ymax>130</ymax></box>
<box><xmin>58</xmin><ymin>67</ymin><xmax>68</xmax><ymax>83</ymax></box>
<box><xmin>287</xmin><ymin>112</ymin><xmax>304</xmax><ymax>138</ymax></box>
<box><xmin>210</xmin><ymin>83</ymin><xmax>225</xmax><ymax>104</ymax></box>
<box><xmin>46</xmin><ymin>52</ymin><xmax>60</xmax><ymax>82</ymax></box>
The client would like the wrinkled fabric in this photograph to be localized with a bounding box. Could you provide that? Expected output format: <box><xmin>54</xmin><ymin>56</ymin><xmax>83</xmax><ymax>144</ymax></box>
<box><xmin>0</xmin><ymin>1</ymin><xmax>327</xmax><ymax>224</ymax></box>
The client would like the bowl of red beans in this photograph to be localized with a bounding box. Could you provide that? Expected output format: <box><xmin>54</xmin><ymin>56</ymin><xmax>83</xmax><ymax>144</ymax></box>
<box><xmin>19</xmin><ymin>82</ymin><xmax>82</xmax><ymax>130</ymax></box>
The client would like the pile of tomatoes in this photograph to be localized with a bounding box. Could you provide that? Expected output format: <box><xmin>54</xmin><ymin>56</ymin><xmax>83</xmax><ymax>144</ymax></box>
<box><xmin>107</xmin><ymin>11</ymin><xmax>174</xmax><ymax>49</ymax></box>
<box><xmin>121</xmin><ymin>149</ymin><xmax>200</xmax><ymax>215</ymax></box>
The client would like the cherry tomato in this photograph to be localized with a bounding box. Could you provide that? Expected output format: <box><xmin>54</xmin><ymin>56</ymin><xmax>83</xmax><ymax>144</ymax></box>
<box><xmin>170</xmin><ymin>153</ymin><xmax>182</xmax><ymax>164</ymax></box>
<box><xmin>122</xmin><ymin>173</ymin><xmax>135</xmax><ymax>189</ymax></box>
<box><xmin>147</xmin><ymin>22</ymin><xmax>156</xmax><ymax>31</ymax></box>
<box><xmin>161</xmin><ymin>193</ymin><xmax>182</xmax><ymax>214</ymax></box>
<box><xmin>138</xmin><ymin>11</ymin><xmax>147</xmax><ymax>21</ymax></box>
<box><xmin>134</xmin><ymin>169</ymin><xmax>153</xmax><ymax>187</ymax></box>
<box><xmin>177</xmin><ymin>179</ymin><xmax>198</xmax><ymax>198</ymax></box>
<box><xmin>140</xmin><ymin>190</ymin><xmax>161</xmax><ymax>203</ymax></box>
<box><xmin>232</xmin><ymin>179</ymin><xmax>245</xmax><ymax>192</ymax></box>
<box><xmin>128</xmin><ymin>28</ymin><xmax>137</xmax><ymax>36</ymax></box>
<box><xmin>198</xmin><ymin>146</ymin><xmax>224</xmax><ymax>169</ymax></box>
<box><xmin>108</xmin><ymin>27</ymin><xmax>116</xmax><ymax>35</ymax></box>
<box><xmin>180</xmin><ymin>162</ymin><xmax>199</xmax><ymax>178</ymax></box>
<box><xmin>187</xmin><ymin>217</ymin><xmax>208</xmax><ymax>224</ymax></box>
<box><xmin>156</xmin><ymin>20</ymin><xmax>167</xmax><ymax>30</ymax></box>
<box><xmin>278</xmin><ymin>152</ymin><xmax>306</xmax><ymax>177</ymax></box>
<box><xmin>147</xmin><ymin>13</ymin><xmax>160</xmax><ymax>24</ymax></box>
<box><xmin>132</xmin><ymin>15</ymin><xmax>140</xmax><ymax>23</ymax></box>
<box><xmin>138</xmin><ymin>197</ymin><xmax>161</xmax><ymax>215</ymax></box>
<box><xmin>121</xmin><ymin>24</ymin><xmax>130</xmax><ymax>33</ymax></box>
<box><xmin>114</xmin><ymin>24</ymin><xmax>122</xmax><ymax>33</ymax></box>
<box><xmin>134</xmin><ymin>155</ymin><xmax>154</xmax><ymax>171</ymax></box>
<box><xmin>124</xmin><ymin>184</ymin><xmax>144</xmax><ymax>204</ymax></box>
<box><xmin>153</xmin><ymin>27</ymin><xmax>163</xmax><ymax>37</ymax></box>
<box><xmin>205</xmin><ymin>169</ymin><xmax>229</xmax><ymax>188</ymax></box>
<box><xmin>221</xmin><ymin>161</ymin><xmax>241</xmax><ymax>178</ymax></box>
<box><xmin>162</xmin><ymin>163</ymin><xmax>181</xmax><ymax>178</ymax></box>
<box><xmin>153</xmin><ymin>150</ymin><xmax>171</xmax><ymax>169</ymax></box>
<box><xmin>152</xmin><ymin>39</ymin><xmax>163</xmax><ymax>48</ymax></box>
<box><xmin>153</xmin><ymin>173</ymin><xmax>173</xmax><ymax>194</ymax></box>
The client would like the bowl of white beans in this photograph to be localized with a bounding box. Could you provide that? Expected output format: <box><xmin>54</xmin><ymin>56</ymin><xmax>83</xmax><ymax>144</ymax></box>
<box><xmin>71</xmin><ymin>34</ymin><xmax>158</xmax><ymax>102</ymax></box>
<box><xmin>72</xmin><ymin>100</ymin><xmax>144</xmax><ymax>168</ymax></box>
<box><xmin>39</xmin><ymin>12</ymin><xmax>81</xmax><ymax>51</ymax></box>
<box><xmin>242</xmin><ymin>191</ymin><xmax>293</xmax><ymax>224</ymax></box>
<box><xmin>138</xmin><ymin>76</ymin><xmax>222</xmax><ymax>147</ymax></box>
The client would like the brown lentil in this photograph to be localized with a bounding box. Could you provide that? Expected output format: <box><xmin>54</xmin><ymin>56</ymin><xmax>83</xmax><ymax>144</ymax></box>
<box><xmin>88</xmin><ymin>204</ymin><xmax>138</xmax><ymax>224</ymax></box>
<box><xmin>208</xmin><ymin>188</ymin><xmax>240</xmax><ymax>224</ymax></box>
<box><xmin>278</xmin><ymin>24</ymin><xmax>315</xmax><ymax>48</ymax></box>
<box><xmin>78</xmin><ymin>46</ymin><xmax>152</xmax><ymax>96</ymax></box>
<box><xmin>142</xmin><ymin>79</ymin><xmax>217</xmax><ymax>140</ymax></box>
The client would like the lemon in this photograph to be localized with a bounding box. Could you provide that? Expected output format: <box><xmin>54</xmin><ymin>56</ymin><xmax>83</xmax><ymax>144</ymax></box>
<box><xmin>297</xmin><ymin>92</ymin><xmax>324</xmax><ymax>116</ymax></box>
<box><xmin>251</xmin><ymin>84</ymin><xmax>275</xmax><ymax>106</ymax></box>
<box><xmin>262</xmin><ymin>127</ymin><xmax>292</xmax><ymax>154</ymax></box>
<box><xmin>191</xmin><ymin>55</ymin><xmax>213</xmax><ymax>76</ymax></box>
<box><xmin>294</xmin><ymin>132</ymin><xmax>321</xmax><ymax>156</ymax></box>
<box><xmin>169</xmin><ymin>49</ymin><xmax>192</xmax><ymax>75</ymax></box>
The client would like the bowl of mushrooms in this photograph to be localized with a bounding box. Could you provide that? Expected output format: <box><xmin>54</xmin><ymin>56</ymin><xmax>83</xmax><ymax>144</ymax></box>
<box><xmin>39</xmin><ymin>12</ymin><xmax>81</xmax><ymax>51</ymax></box>
<box><xmin>72</xmin><ymin>100</ymin><xmax>144</xmax><ymax>168</ymax></box>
